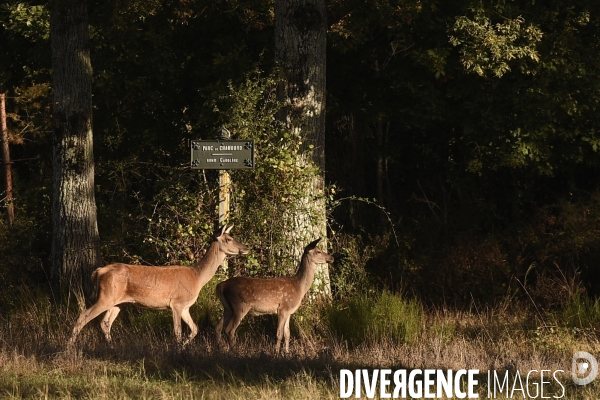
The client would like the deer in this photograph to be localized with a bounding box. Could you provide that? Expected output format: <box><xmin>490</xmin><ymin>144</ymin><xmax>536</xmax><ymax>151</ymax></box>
<box><xmin>68</xmin><ymin>225</ymin><xmax>249</xmax><ymax>347</ymax></box>
<box><xmin>215</xmin><ymin>238</ymin><xmax>334</xmax><ymax>354</ymax></box>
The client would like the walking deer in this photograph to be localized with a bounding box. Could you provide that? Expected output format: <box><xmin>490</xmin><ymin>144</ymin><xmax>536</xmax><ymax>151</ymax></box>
<box><xmin>68</xmin><ymin>225</ymin><xmax>249</xmax><ymax>347</ymax></box>
<box><xmin>215</xmin><ymin>238</ymin><xmax>334</xmax><ymax>353</ymax></box>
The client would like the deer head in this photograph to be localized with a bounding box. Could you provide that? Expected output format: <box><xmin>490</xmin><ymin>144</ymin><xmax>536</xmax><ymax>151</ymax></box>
<box><xmin>214</xmin><ymin>224</ymin><xmax>250</xmax><ymax>256</ymax></box>
<box><xmin>304</xmin><ymin>238</ymin><xmax>334</xmax><ymax>265</ymax></box>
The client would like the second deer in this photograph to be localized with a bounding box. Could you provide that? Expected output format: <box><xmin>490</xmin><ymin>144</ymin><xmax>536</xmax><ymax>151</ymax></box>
<box><xmin>215</xmin><ymin>238</ymin><xmax>334</xmax><ymax>353</ymax></box>
<box><xmin>69</xmin><ymin>225</ymin><xmax>249</xmax><ymax>347</ymax></box>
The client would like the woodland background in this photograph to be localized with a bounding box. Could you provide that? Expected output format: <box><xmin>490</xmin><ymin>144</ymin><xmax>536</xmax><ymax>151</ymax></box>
<box><xmin>2</xmin><ymin>0</ymin><xmax>600</xmax><ymax>315</ymax></box>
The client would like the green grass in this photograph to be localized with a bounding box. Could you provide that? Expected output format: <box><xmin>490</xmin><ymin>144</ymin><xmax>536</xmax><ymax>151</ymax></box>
<box><xmin>561</xmin><ymin>290</ymin><xmax>600</xmax><ymax>330</ymax></box>
<box><xmin>326</xmin><ymin>290</ymin><xmax>424</xmax><ymax>347</ymax></box>
<box><xmin>0</xmin><ymin>354</ymin><xmax>336</xmax><ymax>399</ymax></box>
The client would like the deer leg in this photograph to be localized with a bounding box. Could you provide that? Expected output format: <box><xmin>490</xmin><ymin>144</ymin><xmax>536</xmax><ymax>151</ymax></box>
<box><xmin>225</xmin><ymin>307</ymin><xmax>248</xmax><ymax>349</ymax></box>
<box><xmin>100</xmin><ymin>306</ymin><xmax>121</xmax><ymax>342</ymax></box>
<box><xmin>215</xmin><ymin>312</ymin><xmax>229</xmax><ymax>347</ymax></box>
<box><xmin>283</xmin><ymin>315</ymin><xmax>291</xmax><ymax>353</ymax></box>
<box><xmin>275</xmin><ymin>312</ymin><xmax>287</xmax><ymax>354</ymax></box>
<box><xmin>171</xmin><ymin>307</ymin><xmax>183</xmax><ymax>343</ymax></box>
<box><xmin>180</xmin><ymin>308</ymin><xmax>198</xmax><ymax>347</ymax></box>
<box><xmin>216</xmin><ymin>287</ymin><xmax>232</xmax><ymax>347</ymax></box>
<box><xmin>69</xmin><ymin>301</ymin><xmax>114</xmax><ymax>345</ymax></box>
<box><xmin>215</xmin><ymin>316</ymin><xmax>224</xmax><ymax>344</ymax></box>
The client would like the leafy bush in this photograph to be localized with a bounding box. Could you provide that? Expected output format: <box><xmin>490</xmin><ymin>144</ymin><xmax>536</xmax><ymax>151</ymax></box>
<box><xmin>328</xmin><ymin>233</ymin><xmax>374</xmax><ymax>301</ymax></box>
<box><xmin>140</xmin><ymin>172</ymin><xmax>218</xmax><ymax>266</ymax></box>
<box><xmin>326</xmin><ymin>291</ymin><xmax>423</xmax><ymax>347</ymax></box>
<box><xmin>213</xmin><ymin>68</ymin><xmax>324</xmax><ymax>278</ymax></box>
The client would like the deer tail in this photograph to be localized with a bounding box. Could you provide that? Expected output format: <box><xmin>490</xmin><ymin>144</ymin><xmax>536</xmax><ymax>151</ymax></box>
<box><xmin>216</xmin><ymin>282</ymin><xmax>234</xmax><ymax>322</ymax></box>
<box><xmin>216</xmin><ymin>281</ymin><xmax>227</xmax><ymax>309</ymax></box>
<box><xmin>90</xmin><ymin>268</ymin><xmax>100</xmax><ymax>302</ymax></box>
<box><xmin>215</xmin><ymin>282</ymin><xmax>227</xmax><ymax>341</ymax></box>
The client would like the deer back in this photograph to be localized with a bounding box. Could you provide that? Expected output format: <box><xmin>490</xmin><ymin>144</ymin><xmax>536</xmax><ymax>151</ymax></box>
<box><xmin>96</xmin><ymin>263</ymin><xmax>201</xmax><ymax>308</ymax></box>
<box><xmin>220</xmin><ymin>276</ymin><xmax>305</xmax><ymax>315</ymax></box>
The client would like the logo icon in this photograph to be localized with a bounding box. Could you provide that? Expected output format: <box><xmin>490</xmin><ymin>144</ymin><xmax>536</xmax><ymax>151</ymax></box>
<box><xmin>572</xmin><ymin>351</ymin><xmax>598</xmax><ymax>385</ymax></box>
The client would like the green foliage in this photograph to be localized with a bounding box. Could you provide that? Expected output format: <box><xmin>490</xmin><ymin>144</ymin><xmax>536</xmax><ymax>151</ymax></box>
<box><xmin>451</xmin><ymin>8</ymin><xmax>542</xmax><ymax>77</ymax></box>
<box><xmin>4</xmin><ymin>0</ymin><xmax>600</xmax><ymax>320</ymax></box>
<box><xmin>327</xmin><ymin>233</ymin><xmax>374</xmax><ymax>301</ymax></box>
<box><xmin>328</xmin><ymin>0</ymin><xmax>422</xmax><ymax>55</ymax></box>
<box><xmin>141</xmin><ymin>172</ymin><xmax>217</xmax><ymax>266</ymax></box>
<box><xmin>1</xmin><ymin>3</ymin><xmax>49</xmax><ymax>42</ymax></box>
<box><xmin>213</xmin><ymin>69</ymin><xmax>324</xmax><ymax>277</ymax></box>
<box><xmin>326</xmin><ymin>291</ymin><xmax>423</xmax><ymax>347</ymax></box>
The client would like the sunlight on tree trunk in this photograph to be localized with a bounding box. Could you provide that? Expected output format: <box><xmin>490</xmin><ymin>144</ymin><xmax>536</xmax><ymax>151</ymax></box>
<box><xmin>50</xmin><ymin>0</ymin><xmax>101</xmax><ymax>299</ymax></box>
<box><xmin>275</xmin><ymin>0</ymin><xmax>329</xmax><ymax>296</ymax></box>
<box><xmin>1</xmin><ymin>93</ymin><xmax>14</xmax><ymax>227</ymax></box>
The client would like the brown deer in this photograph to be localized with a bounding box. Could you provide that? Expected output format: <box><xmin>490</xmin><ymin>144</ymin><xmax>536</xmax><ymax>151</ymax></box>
<box><xmin>215</xmin><ymin>238</ymin><xmax>334</xmax><ymax>353</ymax></box>
<box><xmin>68</xmin><ymin>225</ymin><xmax>249</xmax><ymax>347</ymax></box>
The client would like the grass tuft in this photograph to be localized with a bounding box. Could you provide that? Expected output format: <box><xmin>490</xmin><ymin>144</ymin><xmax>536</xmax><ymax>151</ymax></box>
<box><xmin>326</xmin><ymin>290</ymin><xmax>424</xmax><ymax>347</ymax></box>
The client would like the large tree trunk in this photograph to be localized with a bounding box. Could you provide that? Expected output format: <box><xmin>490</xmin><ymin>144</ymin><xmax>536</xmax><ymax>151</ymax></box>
<box><xmin>275</xmin><ymin>0</ymin><xmax>329</xmax><ymax>295</ymax></box>
<box><xmin>50</xmin><ymin>0</ymin><xmax>100</xmax><ymax>298</ymax></box>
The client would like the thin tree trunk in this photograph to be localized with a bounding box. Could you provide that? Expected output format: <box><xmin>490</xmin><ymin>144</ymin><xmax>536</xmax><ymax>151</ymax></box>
<box><xmin>384</xmin><ymin>121</ymin><xmax>393</xmax><ymax>218</ymax></box>
<box><xmin>0</xmin><ymin>93</ymin><xmax>14</xmax><ymax>226</ymax></box>
<box><xmin>50</xmin><ymin>0</ymin><xmax>100</xmax><ymax>299</ymax></box>
<box><xmin>376</xmin><ymin>118</ymin><xmax>385</xmax><ymax>229</ymax></box>
<box><xmin>275</xmin><ymin>0</ymin><xmax>329</xmax><ymax>295</ymax></box>
<box><xmin>376</xmin><ymin>119</ymin><xmax>392</xmax><ymax>230</ymax></box>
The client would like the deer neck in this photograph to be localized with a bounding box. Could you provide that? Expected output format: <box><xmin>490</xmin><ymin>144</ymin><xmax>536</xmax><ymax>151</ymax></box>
<box><xmin>193</xmin><ymin>241</ymin><xmax>225</xmax><ymax>285</ymax></box>
<box><xmin>293</xmin><ymin>254</ymin><xmax>317</xmax><ymax>295</ymax></box>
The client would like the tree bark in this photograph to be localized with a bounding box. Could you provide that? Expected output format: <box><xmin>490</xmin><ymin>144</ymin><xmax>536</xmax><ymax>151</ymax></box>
<box><xmin>50</xmin><ymin>0</ymin><xmax>100</xmax><ymax>298</ymax></box>
<box><xmin>275</xmin><ymin>0</ymin><xmax>329</xmax><ymax>295</ymax></box>
<box><xmin>1</xmin><ymin>93</ymin><xmax>14</xmax><ymax>227</ymax></box>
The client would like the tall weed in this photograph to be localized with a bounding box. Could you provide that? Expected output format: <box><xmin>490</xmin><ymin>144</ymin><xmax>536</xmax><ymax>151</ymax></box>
<box><xmin>560</xmin><ymin>289</ymin><xmax>600</xmax><ymax>330</ymax></box>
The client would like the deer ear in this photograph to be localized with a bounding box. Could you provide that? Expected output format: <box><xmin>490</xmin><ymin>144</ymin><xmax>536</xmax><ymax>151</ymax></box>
<box><xmin>306</xmin><ymin>238</ymin><xmax>321</xmax><ymax>250</ymax></box>
<box><xmin>214</xmin><ymin>225</ymin><xmax>227</xmax><ymax>238</ymax></box>
<box><xmin>225</xmin><ymin>224</ymin><xmax>234</xmax><ymax>234</ymax></box>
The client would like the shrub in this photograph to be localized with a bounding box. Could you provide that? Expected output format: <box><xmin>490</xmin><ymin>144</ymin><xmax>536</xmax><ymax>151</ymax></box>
<box><xmin>559</xmin><ymin>289</ymin><xmax>600</xmax><ymax>330</ymax></box>
<box><xmin>215</xmin><ymin>68</ymin><xmax>325</xmax><ymax>279</ymax></box>
<box><xmin>140</xmin><ymin>172</ymin><xmax>218</xmax><ymax>266</ymax></box>
<box><xmin>326</xmin><ymin>290</ymin><xmax>423</xmax><ymax>347</ymax></box>
<box><xmin>328</xmin><ymin>233</ymin><xmax>373</xmax><ymax>301</ymax></box>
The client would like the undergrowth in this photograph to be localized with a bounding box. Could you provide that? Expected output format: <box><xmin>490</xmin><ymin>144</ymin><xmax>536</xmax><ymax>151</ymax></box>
<box><xmin>0</xmin><ymin>285</ymin><xmax>599</xmax><ymax>399</ymax></box>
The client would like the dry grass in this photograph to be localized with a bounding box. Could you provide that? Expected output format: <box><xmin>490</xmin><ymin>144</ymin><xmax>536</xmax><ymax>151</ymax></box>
<box><xmin>0</xmin><ymin>294</ymin><xmax>599</xmax><ymax>399</ymax></box>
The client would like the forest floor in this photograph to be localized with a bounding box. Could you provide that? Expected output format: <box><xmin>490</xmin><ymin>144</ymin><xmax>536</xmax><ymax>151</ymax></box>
<box><xmin>0</xmin><ymin>297</ymin><xmax>599</xmax><ymax>399</ymax></box>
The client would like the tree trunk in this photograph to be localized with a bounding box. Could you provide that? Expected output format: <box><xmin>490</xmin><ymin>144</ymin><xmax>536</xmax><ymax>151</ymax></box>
<box><xmin>275</xmin><ymin>0</ymin><xmax>329</xmax><ymax>295</ymax></box>
<box><xmin>1</xmin><ymin>93</ymin><xmax>14</xmax><ymax>227</ymax></box>
<box><xmin>376</xmin><ymin>118</ymin><xmax>391</xmax><ymax>230</ymax></box>
<box><xmin>50</xmin><ymin>0</ymin><xmax>100</xmax><ymax>298</ymax></box>
<box><xmin>376</xmin><ymin>118</ymin><xmax>385</xmax><ymax>228</ymax></box>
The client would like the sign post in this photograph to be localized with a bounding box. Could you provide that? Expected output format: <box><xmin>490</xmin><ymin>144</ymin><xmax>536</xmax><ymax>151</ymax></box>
<box><xmin>191</xmin><ymin>127</ymin><xmax>254</xmax><ymax>272</ymax></box>
<box><xmin>218</xmin><ymin>168</ymin><xmax>231</xmax><ymax>229</ymax></box>
<box><xmin>216</xmin><ymin>126</ymin><xmax>232</xmax><ymax>231</ymax></box>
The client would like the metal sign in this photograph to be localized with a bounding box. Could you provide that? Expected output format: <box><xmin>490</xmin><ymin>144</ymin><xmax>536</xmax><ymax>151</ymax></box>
<box><xmin>190</xmin><ymin>140</ymin><xmax>255</xmax><ymax>170</ymax></box>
